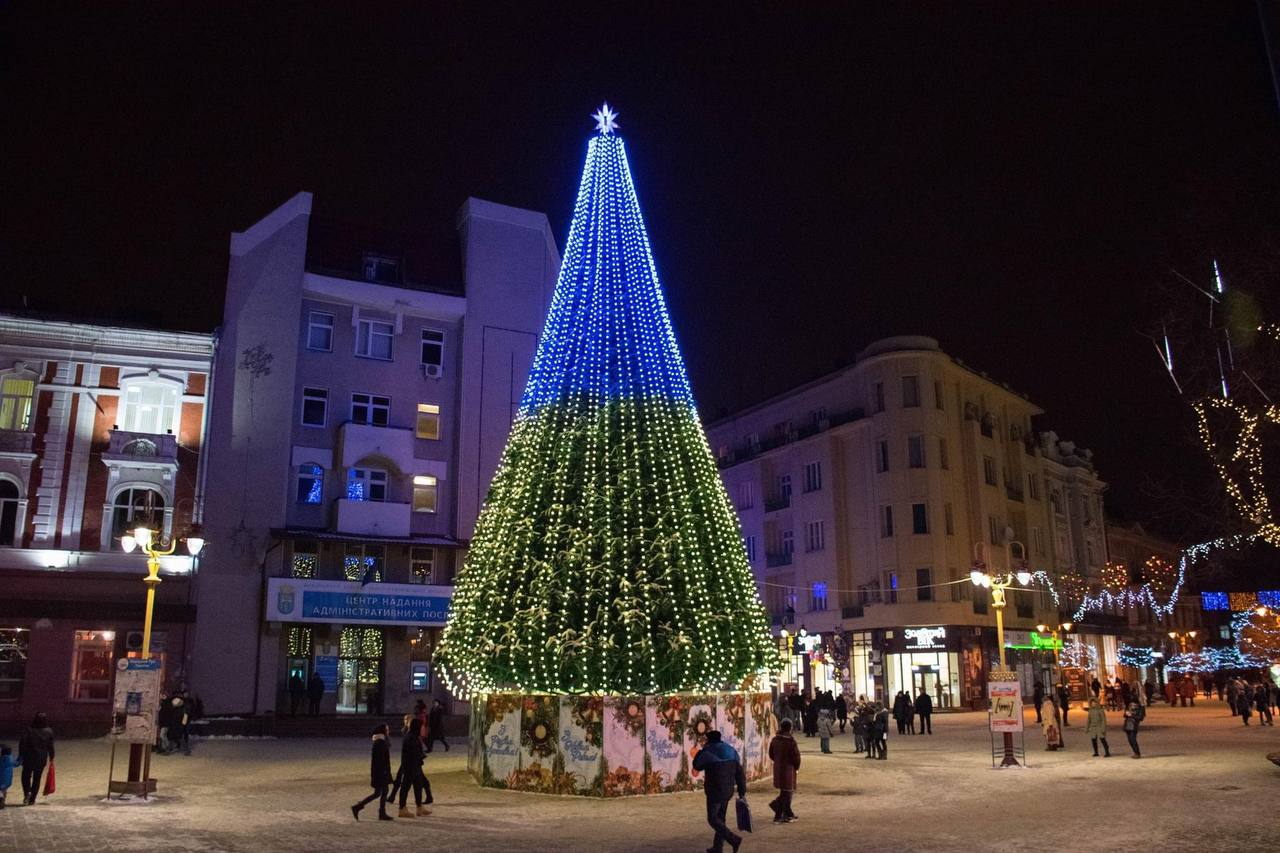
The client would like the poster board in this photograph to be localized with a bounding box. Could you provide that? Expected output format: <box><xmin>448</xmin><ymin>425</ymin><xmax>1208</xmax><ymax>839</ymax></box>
<box><xmin>109</xmin><ymin>658</ymin><xmax>162</xmax><ymax>744</ymax></box>
<box><xmin>988</xmin><ymin>677</ymin><xmax>1024</xmax><ymax>733</ymax></box>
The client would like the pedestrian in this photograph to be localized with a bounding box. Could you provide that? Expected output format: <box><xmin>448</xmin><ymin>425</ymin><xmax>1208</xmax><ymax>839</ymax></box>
<box><xmin>0</xmin><ymin>744</ymin><xmax>18</xmax><ymax>809</ymax></box>
<box><xmin>1239</xmin><ymin>684</ymin><xmax>1253</xmax><ymax>726</ymax></box>
<box><xmin>1226</xmin><ymin>680</ymin><xmax>1239</xmax><ymax>715</ymax></box>
<box><xmin>766</xmin><ymin>719</ymin><xmax>800</xmax><ymax>823</ymax></box>
<box><xmin>787</xmin><ymin>688</ymin><xmax>803</xmax><ymax>728</ymax></box>
<box><xmin>170</xmin><ymin>696</ymin><xmax>191</xmax><ymax>755</ymax></box>
<box><xmin>852</xmin><ymin>697</ymin><xmax>868</xmax><ymax>753</ymax></box>
<box><xmin>872</xmin><ymin>701</ymin><xmax>890</xmax><ymax>760</ymax></box>
<box><xmin>1254</xmin><ymin>684</ymin><xmax>1273</xmax><ymax>726</ymax></box>
<box><xmin>17</xmin><ymin>713</ymin><xmax>53</xmax><ymax>806</ymax></box>
<box><xmin>1085</xmin><ymin>697</ymin><xmax>1111</xmax><ymax>757</ymax></box>
<box><xmin>1143</xmin><ymin>678</ymin><xmax>1155</xmax><ymax>706</ymax></box>
<box><xmin>1179</xmin><ymin>676</ymin><xmax>1195</xmax><ymax>707</ymax></box>
<box><xmin>426</xmin><ymin>699</ymin><xmax>450</xmax><ymax>752</ymax></box>
<box><xmin>903</xmin><ymin>692</ymin><xmax>916</xmax><ymax>735</ymax></box>
<box><xmin>307</xmin><ymin>673</ymin><xmax>325</xmax><ymax>716</ymax></box>
<box><xmin>1164</xmin><ymin>678</ymin><xmax>1177</xmax><ymax>706</ymax></box>
<box><xmin>914</xmin><ymin>688</ymin><xmax>933</xmax><ymax>735</ymax></box>
<box><xmin>817</xmin><ymin>708</ymin><xmax>835</xmax><ymax>753</ymax></box>
<box><xmin>1055</xmin><ymin>680</ymin><xmax>1071</xmax><ymax>726</ymax></box>
<box><xmin>1202</xmin><ymin>674</ymin><xmax>1213</xmax><ymax>700</ymax></box>
<box><xmin>1042</xmin><ymin>697</ymin><xmax>1064</xmax><ymax>751</ymax></box>
<box><xmin>288</xmin><ymin>672</ymin><xmax>305</xmax><ymax>716</ymax></box>
<box><xmin>892</xmin><ymin>691</ymin><xmax>908</xmax><ymax>735</ymax></box>
<box><xmin>396</xmin><ymin>715</ymin><xmax>432</xmax><ymax>818</ymax></box>
<box><xmin>802</xmin><ymin>695</ymin><xmax>818</xmax><ymax>738</ymax></box>
<box><xmin>1090</xmin><ymin>675</ymin><xmax>1102</xmax><ymax>698</ymax></box>
<box><xmin>351</xmin><ymin>723</ymin><xmax>394</xmax><ymax>821</ymax></box>
<box><xmin>1215</xmin><ymin>677</ymin><xmax>1225</xmax><ymax>702</ymax></box>
<box><xmin>1122</xmin><ymin>689</ymin><xmax>1144</xmax><ymax>758</ymax></box>
<box><xmin>1119</xmin><ymin>680</ymin><xmax>1132</xmax><ymax>709</ymax></box>
<box><xmin>835</xmin><ymin>693</ymin><xmax>848</xmax><ymax>733</ymax></box>
<box><xmin>1033</xmin><ymin>681</ymin><xmax>1045</xmax><ymax>723</ymax></box>
<box><xmin>693</xmin><ymin>729</ymin><xmax>746</xmax><ymax>851</ymax></box>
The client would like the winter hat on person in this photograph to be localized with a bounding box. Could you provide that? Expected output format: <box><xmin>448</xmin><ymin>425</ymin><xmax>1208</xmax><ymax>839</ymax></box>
<box><xmin>705</xmin><ymin>730</ymin><xmax>723</xmax><ymax>744</ymax></box>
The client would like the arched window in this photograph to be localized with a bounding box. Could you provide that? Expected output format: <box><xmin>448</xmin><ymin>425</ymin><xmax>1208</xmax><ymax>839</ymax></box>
<box><xmin>295</xmin><ymin>464</ymin><xmax>323</xmax><ymax>505</ymax></box>
<box><xmin>119</xmin><ymin>377</ymin><xmax>181</xmax><ymax>435</ymax></box>
<box><xmin>110</xmin><ymin>487</ymin><xmax>166</xmax><ymax>548</ymax></box>
<box><xmin>0</xmin><ymin>480</ymin><xmax>19</xmax><ymax>546</ymax></box>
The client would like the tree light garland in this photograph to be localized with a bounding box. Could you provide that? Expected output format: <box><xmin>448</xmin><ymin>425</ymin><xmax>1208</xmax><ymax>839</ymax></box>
<box><xmin>433</xmin><ymin>108</ymin><xmax>778</xmax><ymax>698</ymax></box>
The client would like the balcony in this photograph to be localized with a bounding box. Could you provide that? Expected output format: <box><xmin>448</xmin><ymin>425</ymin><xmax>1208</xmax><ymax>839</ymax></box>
<box><xmin>334</xmin><ymin>498</ymin><xmax>411</xmax><ymax>538</ymax></box>
<box><xmin>764</xmin><ymin>494</ymin><xmax>791</xmax><ymax>513</ymax></box>
<box><xmin>0</xmin><ymin>430</ymin><xmax>35</xmax><ymax>456</ymax></box>
<box><xmin>338</xmin><ymin>422</ymin><xmax>415</xmax><ymax>472</ymax></box>
<box><xmin>766</xmin><ymin>551</ymin><xmax>793</xmax><ymax>568</ymax></box>
<box><xmin>101</xmin><ymin>429</ymin><xmax>179</xmax><ymax>474</ymax></box>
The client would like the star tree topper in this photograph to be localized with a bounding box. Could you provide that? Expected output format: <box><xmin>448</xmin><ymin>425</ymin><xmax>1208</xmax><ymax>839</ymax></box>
<box><xmin>592</xmin><ymin>103</ymin><xmax>618</xmax><ymax>135</ymax></box>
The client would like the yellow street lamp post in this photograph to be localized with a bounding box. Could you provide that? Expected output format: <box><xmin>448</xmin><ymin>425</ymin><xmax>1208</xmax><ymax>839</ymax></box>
<box><xmin>971</xmin><ymin>541</ymin><xmax>1033</xmax><ymax>767</ymax></box>
<box><xmin>1168</xmin><ymin>630</ymin><xmax>1197</xmax><ymax>654</ymax></box>
<box><xmin>118</xmin><ymin>524</ymin><xmax>205</xmax><ymax>794</ymax></box>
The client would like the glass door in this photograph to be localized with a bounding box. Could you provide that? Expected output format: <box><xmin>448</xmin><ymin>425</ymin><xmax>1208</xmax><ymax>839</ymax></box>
<box><xmin>337</xmin><ymin>627</ymin><xmax>384</xmax><ymax>714</ymax></box>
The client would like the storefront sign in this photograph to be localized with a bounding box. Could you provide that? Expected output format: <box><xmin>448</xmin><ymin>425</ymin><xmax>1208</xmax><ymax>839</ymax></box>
<box><xmin>988</xmin><ymin>677</ymin><xmax>1024</xmax><ymax>733</ymax></box>
<box><xmin>1003</xmin><ymin>631</ymin><xmax>1062</xmax><ymax>651</ymax></box>
<box><xmin>109</xmin><ymin>658</ymin><xmax>161</xmax><ymax>744</ymax></box>
<box><xmin>903</xmin><ymin>626</ymin><xmax>947</xmax><ymax>651</ymax></box>
<box><xmin>266</xmin><ymin>578</ymin><xmax>452</xmax><ymax>626</ymax></box>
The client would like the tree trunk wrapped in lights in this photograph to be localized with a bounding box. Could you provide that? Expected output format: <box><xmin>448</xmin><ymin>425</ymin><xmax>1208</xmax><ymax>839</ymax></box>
<box><xmin>435</xmin><ymin>107</ymin><xmax>778</xmax><ymax>704</ymax></box>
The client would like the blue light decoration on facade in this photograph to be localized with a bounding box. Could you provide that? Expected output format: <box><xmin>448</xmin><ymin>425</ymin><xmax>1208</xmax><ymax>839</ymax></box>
<box><xmin>1258</xmin><ymin>590</ymin><xmax>1280</xmax><ymax>608</ymax></box>
<box><xmin>1201</xmin><ymin>591</ymin><xmax>1230</xmax><ymax>611</ymax></box>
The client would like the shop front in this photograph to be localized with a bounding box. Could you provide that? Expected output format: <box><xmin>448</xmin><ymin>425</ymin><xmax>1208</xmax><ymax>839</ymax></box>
<box><xmin>881</xmin><ymin>625</ymin><xmax>963</xmax><ymax>710</ymax></box>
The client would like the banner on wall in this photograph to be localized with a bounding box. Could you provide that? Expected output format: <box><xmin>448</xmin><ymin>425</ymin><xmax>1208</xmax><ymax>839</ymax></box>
<box><xmin>988</xmin><ymin>678</ymin><xmax>1024</xmax><ymax>733</ymax></box>
<box><xmin>266</xmin><ymin>578</ymin><xmax>452</xmax><ymax>626</ymax></box>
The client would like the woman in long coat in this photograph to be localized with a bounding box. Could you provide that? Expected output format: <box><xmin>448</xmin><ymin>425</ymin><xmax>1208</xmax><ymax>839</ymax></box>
<box><xmin>768</xmin><ymin>718</ymin><xmax>801</xmax><ymax>822</ymax></box>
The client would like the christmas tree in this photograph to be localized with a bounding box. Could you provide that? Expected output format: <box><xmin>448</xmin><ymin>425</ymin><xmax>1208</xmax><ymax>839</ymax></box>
<box><xmin>436</xmin><ymin>105</ymin><xmax>777</xmax><ymax>696</ymax></box>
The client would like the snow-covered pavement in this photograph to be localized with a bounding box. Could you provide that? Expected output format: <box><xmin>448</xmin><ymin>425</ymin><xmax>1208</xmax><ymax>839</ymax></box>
<box><xmin>2</xmin><ymin>700</ymin><xmax>1276</xmax><ymax>852</ymax></box>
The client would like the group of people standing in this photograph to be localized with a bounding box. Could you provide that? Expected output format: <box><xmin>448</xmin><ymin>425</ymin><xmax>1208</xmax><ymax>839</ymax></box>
<box><xmin>890</xmin><ymin>688</ymin><xmax>933</xmax><ymax>735</ymax></box>
<box><xmin>351</xmin><ymin>698</ymin><xmax>446</xmax><ymax>821</ymax></box>
<box><xmin>1226</xmin><ymin>677</ymin><xmax>1278</xmax><ymax>726</ymax></box>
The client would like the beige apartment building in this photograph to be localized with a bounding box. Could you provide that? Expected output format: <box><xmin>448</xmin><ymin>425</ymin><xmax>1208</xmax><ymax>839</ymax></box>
<box><xmin>707</xmin><ymin>336</ymin><xmax>1109</xmax><ymax>707</ymax></box>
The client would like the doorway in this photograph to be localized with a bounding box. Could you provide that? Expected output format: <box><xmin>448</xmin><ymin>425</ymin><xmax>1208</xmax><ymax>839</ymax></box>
<box><xmin>912</xmin><ymin>665</ymin><xmax>939</xmax><ymax>702</ymax></box>
<box><xmin>337</xmin><ymin>627</ymin><xmax>384</xmax><ymax>714</ymax></box>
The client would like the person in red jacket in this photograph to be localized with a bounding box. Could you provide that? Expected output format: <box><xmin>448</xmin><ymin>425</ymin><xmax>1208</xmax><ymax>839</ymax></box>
<box><xmin>768</xmin><ymin>718</ymin><xmax>801</xmax><ymax>823</ymax></box>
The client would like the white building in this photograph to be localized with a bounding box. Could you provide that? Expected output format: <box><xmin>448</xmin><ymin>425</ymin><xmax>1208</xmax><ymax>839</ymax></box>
<box><xmin>706</xmin><ymin>336</ymin><xmax>1108</xmax><ymax>707</ymax></box>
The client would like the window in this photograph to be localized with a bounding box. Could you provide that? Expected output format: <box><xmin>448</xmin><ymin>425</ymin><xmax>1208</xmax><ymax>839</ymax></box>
<box><xmin>1032</xmin><ymin>526</ymin><xmax>1045</xmax><ymax>556</ymax></box>
<box><xmin>411</xmin><ymin>547</ymin><xmax>436</xmax><ymax>584</ymax></box>
<box><xmin>737</xmin><ymin>481</ymin><xmax>755</xmax><ymax>510</ymax></box>
<box><xmin>110</xmin><ymin>487</ymin><xmax>164</xmax><ymax>549</ymax></box>
<box><xmin>885</xmin><ymin>571</ymin><xmax>899</xmax><ymax>604</ymax></box>
<box><xmin>416</xmin><ymin>403</ymin><xmax>441</xmax><ymax>440</ymax></box>
<box><xmin>0</xmin><ymin>376</ymin><xmax>34</xmax><ymax>431</ymax></box>
<box><xmin>119</xmin><ymin>380</ymin><xmax>179</xmax><ymax>435</ymax></box>
<box><xmin>875</xmin><ymin>440</ymin><xmax>890</xmax><ymax>473</ymax></box>
<box><xmin>938</xmin><ymin>437</ymin><xmax>949</xmax><ymax>470</ymax></box>
<box><xmin>351</xmin><ymin>393</ymin><xmax>390</xmax><ymax>427</ymax></box>
<box><xmin>295</xmin><ymin>464</ymin><xmax>323</xmax><ymax>504</ymax></box>
<box><xmin>355</xmin><ymin>318</ymin><xmax>394</xmax><ymax>360</ymax></box>
<box><xmin>292</xmin><ymin>541</ymin><xmax>318</xmax><ymax>578</ymax></box>
<box><xmin>944</xmin><ymin>502</ymin><xmax>955</xmax><ymax>535</ymax></box>
<box><xmin>907</xmin><ymin>435</ymin><xmax>925</xmax><ymax>468</ymax></box>
<box><xmin>983</xmin><ymin>456</ymin><xmax>998</xmax><ymax>486</ymax></box>
<box><xmin>70</xmin><ymin>630</ymin><xmax>114</xmax><ymax>701</ymax></box>
<box><xmin>902</xmin><ymin>375</ymin><xmax>920</xmax><ymax>407</ymax></box>
<box><xmin>803</xmin><ymin>461</ymin><xmax>822</xmax><ymax>493</ymax></box>
<box><xmin>0</xmin><ymin>628</ymin><xmax>28</xmax><ymax>700</ymax></box>
<box><xmin>916</xmin><ymin>568</ymin><xmax>933</xmax><ymax>601</ymax></box>
<box><xmin>778</xmin><ymin>474</ymin><xmax>792</xmax><ymax>501</ymax></box>
<box><xmin>912</xmin><ymin>503</ymin><xmax>929</xmax><ymax>534</ymax></box>
<box><xmin>810</xmin><ymin>582</ymin><xmax>829</xmax><ymax>612</ymax></box>
<box><xmin>988</xmin><ymin>515</ymin><xmax>1002</xmax><ymax>545</ymax></box>
<box><xmin>301</xmin><ymin>387</ymin><xmax>327</xmax><ymax>427</ymax></box>
<box><xmin>362</xmin><ymin>254</ymin><xmax>401</xmax><ymax>283</ymax></box>
<box><xmin>1050</xmin><ymin>489</ymin><xmax>1064</xmax><ymax>515</ymax></box>
<box><xmin>413</xmin><ymin>475</ymin><xmax>438</xmax><ymax>513</ymax></box>
<box><xmin>781</xmin><ymin>530</ymin><xmax>794</xmax><ymax>555</ymax></box>
<box><xmin>343</xmin><ymin>544</ymin><xmax>385</xmax><ymax>582</ymax></box>
<box><xmin>934</xmin><ymin>380</ymin><xmax>945</xmax><ymax>410</ymax></box>
<box><xmin>347</xmin><ymin>468</ymin><xmax>388</xmax><ymax>502</ymax></box>
<box><xmin>743</xmin><ymin>534</ymin><xmax>757</xmax><ymax>562</ymax></box>
<box><xmin>420</xmin><ymin>329</ymin><xmax>444</xmax><ymax>372</ymax></box>
<box><xmin>879</xmin><ymin>505</ymin><xmax>894</xmax><ymax>538</ymax></box>
<box><xmin>0</xmin><ymin>480</ymin><xmax>19</xmax><ymax>546</ymax></box>
<box><xmin>307</xmin><ymin>311</ymin><xmax>334</xmax><ymax>351</ymax></box>
<box><xmin>805</xmin><ymin>520</ymin><xmax>826</xmax><ymax>552</ymax></box>
<box><xmin>872</xmin><ymin>382</ymin><xmax>885</xmax><ymax>413</ymax></box>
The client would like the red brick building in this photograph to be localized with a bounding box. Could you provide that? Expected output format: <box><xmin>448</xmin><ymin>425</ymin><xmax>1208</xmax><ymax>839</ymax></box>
<box><xmin>0</xmin><ymin>313</ymin><xmax>214</xmax><ymax>733</ymax></box>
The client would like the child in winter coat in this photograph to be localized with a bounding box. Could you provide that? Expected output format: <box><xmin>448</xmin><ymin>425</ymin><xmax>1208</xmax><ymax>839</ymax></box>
<box><xmin>0</xmin><ymin>744</ymin><xmax>19</xmax><ymax>808</ymax></box>
<box><xmin>817</xmin><ymin>710</ymin><xmax>836</xmax><ymax>753</ymax></box>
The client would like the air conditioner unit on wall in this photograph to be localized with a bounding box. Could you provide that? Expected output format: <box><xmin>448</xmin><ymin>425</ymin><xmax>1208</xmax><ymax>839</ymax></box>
<box><xmin>422</xmin><ymin>363</ymin><xmax>442</xmax><ymax>379</ymax></box>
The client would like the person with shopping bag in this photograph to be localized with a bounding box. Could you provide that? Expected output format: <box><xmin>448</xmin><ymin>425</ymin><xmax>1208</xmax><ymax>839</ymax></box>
<box><xmin>691</xmin><ymin>729</ymin><xmax>747</xmax><ymax>853</ymax></box>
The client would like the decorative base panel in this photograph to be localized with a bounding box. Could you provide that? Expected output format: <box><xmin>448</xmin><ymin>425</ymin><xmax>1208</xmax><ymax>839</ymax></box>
<box><xmin>468</xmin><ymin>692</ymin><xmax>775</xmax><ymax>796</ymax></box>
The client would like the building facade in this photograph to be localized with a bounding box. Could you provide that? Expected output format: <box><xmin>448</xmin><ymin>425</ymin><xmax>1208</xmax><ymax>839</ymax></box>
<box><xmin>0</xmin><ymin>314</ymin><xmax>214</xmax><ymax>732</ymax></box>
<box><xmin>192</xmin><ymin>192</ymin><xmax>559</xmax><ymax>717</ymax></box>
<box><xmin>707</xmin><ymin>336</ymin><xmax>1108</xmax><ymax>707</ymax></box>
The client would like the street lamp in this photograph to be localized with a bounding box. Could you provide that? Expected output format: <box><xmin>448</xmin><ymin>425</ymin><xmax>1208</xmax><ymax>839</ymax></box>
<box><xmin>117</xmin><ymin>523</ymin><xmax>206</xmax><ymax>794</ymax></box>
<box><xmin>971</xmin><ymin>541</ymin><xmax>1033</xmax><ymax>767</ymax></box>
<box><xmin>1036</xmin><ymin>622</ymin><xmax>1073</xmax><ymax>681</ymax></box>
<box><xmin>1168</xmin><ymin>630</ymin><xmax>1197</xmax><ymax>653</ymax></box>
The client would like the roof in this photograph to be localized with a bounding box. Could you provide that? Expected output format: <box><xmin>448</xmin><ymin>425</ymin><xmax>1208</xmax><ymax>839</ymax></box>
<box><xmin>303</xmin><ymin>215</ymin><xmax>464</xmax><ymax>297</ymax></box>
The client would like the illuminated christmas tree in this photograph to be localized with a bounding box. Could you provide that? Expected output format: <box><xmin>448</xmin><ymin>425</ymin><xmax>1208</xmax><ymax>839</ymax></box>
<box><xmin>436</xmin><ymin>105</ymin><xmax>777</xmax><ymax>697</ymax></box>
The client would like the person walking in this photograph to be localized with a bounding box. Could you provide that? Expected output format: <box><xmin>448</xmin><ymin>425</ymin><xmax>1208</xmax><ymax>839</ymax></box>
<box><xmin>1122</xmin><ymin>689</ymin><xmax>1144</xmax><ymax>758</ymax></box>
<box><xmin>1239</xmin><ymin>682</ymin><xmax>1254</xmax><ymax>725</ymax></box>
<box><xmin>307</xmin><ymin>673</ymin><xmax>325</xmax><ymax>716</ymax></box>
<box><xmin>1085</xmin><ymin>697</ymin><xmax>1111</xmax><ymax>757</ymax></box>
<box><xmin>1055</xmin><ymin>680</ymin><xmax>1071</xmax><ymax>726</ymax></box>
<box><xmin>1143</xmin><ymin>678</ymin><xmax>1155</xmax><ymax>706</ymax></box>
<box><xmin>914</xmin><ymin>688</ymin><xmax>933</xmax><ymax>735</ymax></box>
<box><xmin>834</xmin><ymin>693</ymin><xmax>848</xmax><ymax>733</ymax></box>
<box><xmin>17</xmin><ymin>713</ymin><xmax>53</xmax><ymax>806</ymax></box>
<box><xmin>766</xmin><ymin>719</ymin><xmax>800</xmax><ymax>823</ymax></box>
<box><xmin>693</xmin><ymin>729</ymin><xmax>747</xmax><ymax>851</ymax></box>
<box><xmin>351</xmin><ymin>723</ymin><xmax>394</xmax><ymax>821</ymax></box>
<box><xmin>426</xmin><ymin>699</ymin><xmax>449</xmax><ymax>752</ymax></box>
<box><xmin>1253</xmin><ymin>684</ymin><xmax>1273</xmax><ymax>726</ymax></box>
<box><xmin>872</xmin><ymin>701</ymin><xmax>890</xmax><ymax>760</ymax></box>
<box><xmin>288</xmin><ymin>672</ymin><xmax>305</xmax><ymax>716</ymax></box>
<box><xmin>1033</xmin><ymin>681</ymin><xmax>1045</xmax><ymax>724</ymax></box>
<box><xmin>396</xmin><ymin>715</ymin><xmax>432</xmax><ymax>818</ymax></box>
<box><xmin>817</xmin><ymin>708</ymin><xmax>835</xmax><ymax>754</ymax></box>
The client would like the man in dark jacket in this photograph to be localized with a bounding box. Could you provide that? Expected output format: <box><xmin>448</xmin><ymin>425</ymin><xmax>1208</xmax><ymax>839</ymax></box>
<box><xmin>1055</xmin><ymin>681</ymin><xmax>1071</xmax><ymax>726</ymax></box>
<box><xmin>18</xmin><ymin>713</ymin><xmax>55</xmax><ymax>805</ymax></box>
<box><xmin>692</xmin><ymin>730</ymin><xmax>746</xmax><ymax>853</ymax></box>
<box><xmin>1033</xmin><ymin>681</ymin><xmax>1045</xmax><ymax>723</ymax></box>
<box><xmin>307</xmin><ymin>673</ymin><xmax>325</xmax><ymax>716</ymax></box>
<box><xmin>288</xmin><ymin>673</ymin><xmax>305</xmax><ymax>716</ymax></box>
<box><xmin>352</xmin><ymin>724</ymin><xmax>394</xmax><ymax>820</ymax></box>
<box><xmin>914</xmin><ymin>688</ymin><xmax>933</xmax><ymax>734</ymax></box>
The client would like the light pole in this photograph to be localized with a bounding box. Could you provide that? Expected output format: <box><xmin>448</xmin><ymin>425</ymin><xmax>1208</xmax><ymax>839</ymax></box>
<box><xmin>119</xmin><ymin>523</ymin><xmax>205</xmax><ymax>793</ymax></box>
<box><xmin>1168</xmin><ymin>630</ymin><xmax>1197</xmax><ymax>654</ymax></box>
<box><xmin>1035</xmin><ymin>622</ymin><xmax>1073</xmax><ymax>685</ymax></box>
<box><xmin>971</xmin><ymin>542</ymin><xmax>1033</xmax><ymax>767</ymax></box>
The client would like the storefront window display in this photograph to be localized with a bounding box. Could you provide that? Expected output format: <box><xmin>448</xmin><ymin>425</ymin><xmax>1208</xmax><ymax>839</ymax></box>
<box><xmin>847</xmin><ymin>631</ymin><xmax>877</xmax><ymax>700</ymax></box>
<box><xmin>70</xmin><ymin>630</ymin><xmax>115</xmax><ymax>701</ymax></box>
<box><xmin>883</xmin><ymin>626</ymin><xmax>961</xmax><ymax>709</ymax></box>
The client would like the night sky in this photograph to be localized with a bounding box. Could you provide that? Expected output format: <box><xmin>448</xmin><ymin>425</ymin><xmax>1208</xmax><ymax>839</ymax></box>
<box><xmin>5</xmin><ymin>3</ymin><xmax>1279</xmax><ymax>538</ymax></box>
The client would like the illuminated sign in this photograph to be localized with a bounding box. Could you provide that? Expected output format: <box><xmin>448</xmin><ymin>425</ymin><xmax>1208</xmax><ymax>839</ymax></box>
<box><xmin>1005</xmin><ymin>631</ymin><xmax>1062</xmax><ymax>651</ymax></box>
<box><xmin>903</xmin><ymin>626</ymin><xmax>947</xmax><ymax>650</ymax></box>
